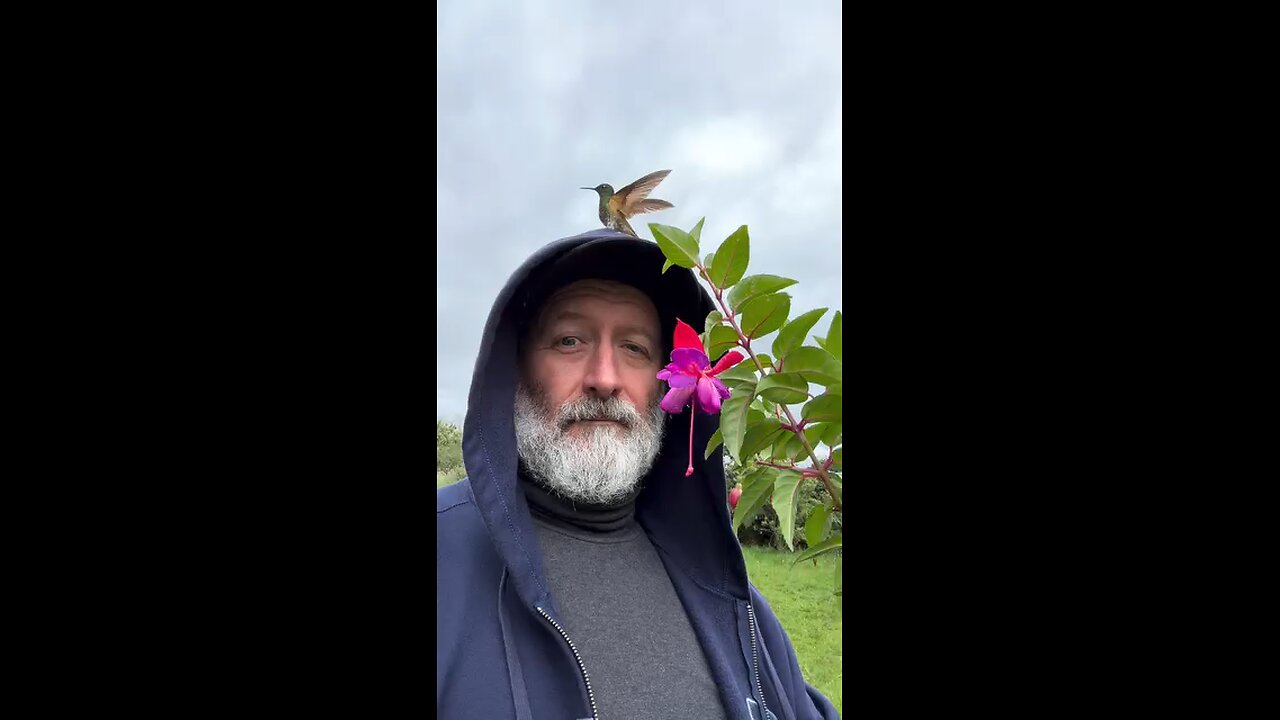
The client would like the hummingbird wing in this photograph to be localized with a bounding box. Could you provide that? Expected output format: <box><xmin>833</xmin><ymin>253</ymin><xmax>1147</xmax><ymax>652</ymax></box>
<box><xmin>613</xmin><ymin>170</ymin><xmax>672</xmax><ymax>217</ymax></box>
<box><xmin>628</xmin><ymin>199</ymin><xmax>674</xmax><ymax>216</ymax></box>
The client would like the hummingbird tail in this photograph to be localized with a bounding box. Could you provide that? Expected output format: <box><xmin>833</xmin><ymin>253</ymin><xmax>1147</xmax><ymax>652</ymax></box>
<box><xmin>616</xmin><ymin>215</ymin><xmax>638</xmax><ymax>237</ymax></box>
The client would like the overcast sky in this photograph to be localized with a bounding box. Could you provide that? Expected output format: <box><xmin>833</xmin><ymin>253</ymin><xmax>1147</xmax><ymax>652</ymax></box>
<box><xmin>437</xmin><ymin>1</ymin><xmax>843</xmax><ymax>425</ymax></box>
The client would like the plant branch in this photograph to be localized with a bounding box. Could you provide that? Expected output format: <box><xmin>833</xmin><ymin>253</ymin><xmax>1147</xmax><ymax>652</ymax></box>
<box><xmin>695</xmin><ymin>262</ymin><xmax>842</xmax><ymax>512</ymax></box>
<box><xmin>757</xmin><ymin>460</ymin><xmax>798</xmax><ymax>473</ymax></box>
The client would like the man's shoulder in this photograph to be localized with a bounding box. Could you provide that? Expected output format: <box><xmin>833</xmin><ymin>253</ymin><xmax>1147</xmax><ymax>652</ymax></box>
<box><xmin>436</xmin><ymin>478</ymin><xmax>499</xmax><ymax>568</ymax></box>
<box><xmin>437</xmin><ymin>477</ymin><xmax>473</xmax><ymax>515</ymax></box>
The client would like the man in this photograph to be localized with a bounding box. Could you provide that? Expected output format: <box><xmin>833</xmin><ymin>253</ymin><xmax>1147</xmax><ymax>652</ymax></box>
<box><xmin>437</xmin><ymin>229</ymin><xmax>839</xmax><ymax>719</ymax></box>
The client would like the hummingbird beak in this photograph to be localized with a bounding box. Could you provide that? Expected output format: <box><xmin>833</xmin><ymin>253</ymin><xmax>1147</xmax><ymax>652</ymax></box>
<box><xmin>580</xmin><ymin>187</ymin><xmax>593</xmax><ymax>190</ymax></box>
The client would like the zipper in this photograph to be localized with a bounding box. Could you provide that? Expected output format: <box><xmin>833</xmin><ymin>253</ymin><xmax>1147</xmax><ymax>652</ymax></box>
<box><xmin>746</xmin><ymin>603</ymin><xmax>772</xmax><ymax>720</ymax></box>
<box><xmin>536</xmin><ymin>606</ymin><xmax>599</xmax><ymax>720</ymax></box>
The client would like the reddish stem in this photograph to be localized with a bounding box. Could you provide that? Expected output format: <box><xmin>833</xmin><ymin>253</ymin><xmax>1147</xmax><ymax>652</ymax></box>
<box><xmin>759</xmin><ymin>460</ymin><xmax>799</xmax><ymax>472</ymax></box>
<box><xmin>685</xmin><ymin>406</ymin><xmax>695</xmax><ymax>477</ymax></box>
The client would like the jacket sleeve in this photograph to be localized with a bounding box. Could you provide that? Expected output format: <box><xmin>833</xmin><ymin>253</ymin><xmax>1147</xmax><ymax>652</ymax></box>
<box><xmin>749</xmin><ymin>584</ymin><xmax>841</xmax><ymax>719</ymax></box>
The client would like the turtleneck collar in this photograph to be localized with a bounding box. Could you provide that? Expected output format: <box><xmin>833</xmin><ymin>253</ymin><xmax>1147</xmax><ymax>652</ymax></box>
<box><xmin>519</xmin><ymin>469</ymin><xmax>641</xmax><ymax>537</ymax></box>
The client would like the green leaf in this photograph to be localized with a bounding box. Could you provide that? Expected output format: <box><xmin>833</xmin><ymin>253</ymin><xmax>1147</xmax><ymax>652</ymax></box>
<box><xmin>706</xmin><ymin>325</ymin><xmax>739</xmax><ymax>359</ymax></box>
<box><xmin>740</xmin><ymin>293</ymin><xmax>791</xmax><ymax>339</ymax></box>
<box><xmin>714</xmin><ymin>372</ymin><xmax>758</xmax><ymax>394</ymax></box>
<box><xmin>773</xmin><ymin>308</ymin><xmax>828</xmax><ymax>364</ymax></box>
<box><xmin>726</xmin><ymin>274</ymin><xmax>798</xmax><ymax>313</ymax></box>
<box><xmin>792</xmin><ymin>534</ymin><xmax>842</xmax><ymax>566</ymax></box>
<box><xmin>689</xmin><ymin>217</ymin><xmax>706</xmax><ymax>243</ymax></box>
<box><xmin>805</xmin><ymin>504</ymin><xmax>832</xmax><ymax>550</ymax></box>
<box><xmin>788</xmin><ymin>425</ymin><xmax>825</xmax><ymax>463</ymax></box>
<box><xmin>703</xmin><ymin>252</ymin><xmax>715</xmax><ymax>269</ymax></box>
<box><xmin>718</xmin><ymin>360</ymin><xmax>759</xmax><ymax>387</ymax></box>
<box><xmin>825</xmin><ymin>311</ymin><xmax>842</xmax><ymax>362</ymax></box>
<box><xmin>747</xmin><ymin>408</ymin><xmax>765</xmax><ymax>427</ymax></box>
<box><xmin>805</xmin><ymin>422</ymin><xmax>828</xmax><ymax>443</ymax></box>
<box><xmin>831</xmin><ymin>447</ymin><xmax>842</xmax><ymax>471</ymax></box>
<box><xmin>704</xmin><ymin>428</ymin><xmax>723</xmax><ymax>460</ymax></box>
<box><xmin>780</xmin><ymin>431</ymin><xmax>804</xmax><ymax>462</ymax></box>
<box><xmin>820</xmin><ymin>422</ymin><xmax>842</xmax><ymax>448</ymax></box>
<box><xmin>783</xmin><ymin>346</ymin><xmax>841</xmax><ymax>386</ymax></box>
<box><xmin>719</xmin><ymin>371</ymin><xmax>755</xmax><ymax>391</ymax></box>
<box><xmin>771</xmin><ymin>433</ymin><xmax>794</xmax><ymax>461</ymax></box>
<box><xmin>741</xmin><ymin>419</ymin><xmax>785</xmax><ymax>460</ymax></box>
<box><xmin>750</xmin><ymin>396</ymin><xmax>779</xmax><ymax>422</ymax></box>
<box><xmin>772</xmin><ymin>472</ymin><xmax>804</xmax><ymax>551</ymax></box>
<box><xmin>704</xmin><ymin>311</ymin><xmax>723</xmax><ymax>333</ymax></box>
<box><xmin>804</xmin><ymin>424</ymin><xmax>825</xmax><ymax>452</ymax></box>
<box><xmin>661</xmin><ymin>259</ymin><xmax>675</xmax><ymax>274</ymax></box>
<box><xmin>803</xmin><ymin>394</ymin><xmax>842</xmax><ymax>424</ymax></box>
<box><xmin>824</xmin><ymin>383</ymin><xmax>842</xmax><ymax>398</ymax></box>
<box><xmin>720</xmin><ymin>383</ymin><xmax>755</xmax><ymax>463</ymax></box>
<box><xmin>732</xmin><ymin>467</ymin><xmax>775</xmax><ymax>533</ymax></box>
<box><xmin>709</xmin><ymin>225</ymin><xmax>750</xmax><ymax>290</ymax></box>
<box><xmin>757</xmin><ymin>353</ymin><xmax>774</xmax><ymax>371</ymax></box>
<box><xmin>756</xmin><ymin>372</ymin><xmax>810</xmax><ymax>404</ymax></box>
<box><xmin>650</xmin><ymin>223</ymin><xmax>699</xmax><ymax>269</ymax></box>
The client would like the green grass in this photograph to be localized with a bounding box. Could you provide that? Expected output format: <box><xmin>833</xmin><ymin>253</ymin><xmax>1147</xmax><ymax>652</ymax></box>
<box><xmin>437</xmin><ymin>468</ymin><xmax>465</xmax><ymax>488</ymax></box>
<box><xmin>742</xmin><ymin>545</ymin><xmax>842</xmax><ymax>717</ymax></box>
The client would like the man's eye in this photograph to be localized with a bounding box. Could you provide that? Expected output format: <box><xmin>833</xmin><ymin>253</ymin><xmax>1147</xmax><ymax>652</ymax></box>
<box><xmin>624</xmin><ymin>343</ymin><xmax>649</xmax><ymax>356</ymax></box>
<box><xmin>557</xmin><ymin>337</ymin><xmax>580</xmax><ymax>347</ymax></box>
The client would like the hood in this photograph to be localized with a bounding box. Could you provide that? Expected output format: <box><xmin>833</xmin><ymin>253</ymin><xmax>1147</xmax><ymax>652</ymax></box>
<box><xmin>461</xmin><ymin>228</ymin><xmax>751</xmax><ymax>615</ymax></box>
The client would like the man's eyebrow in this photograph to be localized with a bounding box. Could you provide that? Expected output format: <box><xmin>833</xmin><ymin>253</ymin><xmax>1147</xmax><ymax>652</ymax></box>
<box><xmin>535</xmin><ymin>310</ymin><xmax>587</xmax><ymax>335</ymax></box>
<box><xmin>544</xmin><ymin>310</ymin><xmax>588</xmax><ymax>325</ymax></box>
<box><xmin>615</xmin><ymin>325</ymin><xmax>659</xmax><ymax>345</ymax></box>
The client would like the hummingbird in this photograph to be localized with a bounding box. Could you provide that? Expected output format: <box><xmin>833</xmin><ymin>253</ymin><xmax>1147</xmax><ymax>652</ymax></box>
<box><xmin>581</xmin><ymin>169</ymin><xmax>674</xmax><ymax>238</ymax></box>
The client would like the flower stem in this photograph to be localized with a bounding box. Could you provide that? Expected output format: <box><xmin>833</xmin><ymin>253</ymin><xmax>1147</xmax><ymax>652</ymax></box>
<box><xmin>758</xmin><ymin>460</ymin><xmax>799</xmax><ymax>472</ymax></box>
<box><xmin>685</xmin><ymin>407</ymin><xmax>695</xmax><ymax>477</ymax></box>
<box><xmin>694</xmin><ymin>262</ymin><xmax>842</xmax><ymax>512</ymax></box>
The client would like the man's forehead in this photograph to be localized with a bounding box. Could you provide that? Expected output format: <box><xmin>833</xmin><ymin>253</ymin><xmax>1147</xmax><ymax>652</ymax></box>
<box><xmin>538</xmin><ymin>279</ymin><xmax>660</xmax><ymax>324</ymax></box>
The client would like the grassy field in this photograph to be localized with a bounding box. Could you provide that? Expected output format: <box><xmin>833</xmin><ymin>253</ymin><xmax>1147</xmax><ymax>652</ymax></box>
<box><xmin>436</xmin><ymin>473</ymin><xmax>841</xmax><ymax>715</ymax></box>
<box><xmin>437</xmin><ymin>469</ymin><xmax>465</xmax><ymax>488</ymax></box>
<box><xmin>742</xmin><ymin>546</ymin><xmax>843</xmax><ymax>717</ymax></box>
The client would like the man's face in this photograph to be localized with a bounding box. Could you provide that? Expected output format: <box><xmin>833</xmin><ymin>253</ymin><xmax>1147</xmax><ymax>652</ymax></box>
<box><xmin>515</xmin><ymin>279</ymin><xmax>668</xmax><ymax>504</ymax></box>
<box><xmin>523</xmin><ymin>279</ymin><xmax>664</xmax><ymax>426</ymax></box>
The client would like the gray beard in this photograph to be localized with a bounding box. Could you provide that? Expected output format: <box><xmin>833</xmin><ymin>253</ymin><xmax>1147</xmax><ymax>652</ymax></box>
<box><xmin>514</xmin><ymin>382</ymin><xmax>667</xmax><ymax>505</ymax></box>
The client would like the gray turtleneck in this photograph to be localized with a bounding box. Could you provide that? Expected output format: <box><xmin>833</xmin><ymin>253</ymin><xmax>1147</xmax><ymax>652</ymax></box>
<box><xmin>522</xmin><ymin>476</ymin><xmax>728</xmax><ymax>720</ymax></box>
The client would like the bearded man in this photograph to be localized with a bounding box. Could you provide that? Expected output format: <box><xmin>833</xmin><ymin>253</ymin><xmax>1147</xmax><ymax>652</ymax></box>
<box><xmin>437</xmin><ymin>229</ymin><xmax>839</xmax><ymax>719</ymax></box>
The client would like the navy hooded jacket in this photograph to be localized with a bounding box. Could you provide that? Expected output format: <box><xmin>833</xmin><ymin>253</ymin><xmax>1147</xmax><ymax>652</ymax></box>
<box><xmin>437</xmin><ymin>229</ymin><xmax>840</xmax><ymax>719</ymax></box>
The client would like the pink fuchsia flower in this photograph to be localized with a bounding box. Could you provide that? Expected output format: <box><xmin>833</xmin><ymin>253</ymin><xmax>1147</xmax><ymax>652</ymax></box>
<box><xmin>656</xmin><ymin>318</ymin><xmax>745</xmax><ymax>475</ymax></box>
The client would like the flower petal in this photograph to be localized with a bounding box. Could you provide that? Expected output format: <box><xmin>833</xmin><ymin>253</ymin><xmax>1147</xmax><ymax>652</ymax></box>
<box><xmin>671</xmin><ymin>347</ymin><xmax>709</xmax><ymax>371</ymax></box>
<box><xmin>665</xmin><ymin>371</ymin><xmax>697</xmax><ymax>388</ymax></box>
<box><xmin>656</xmin><ymin>363</ymin><xmax>679</xmax><ymax>381</ymax></box>
<box><xmin>696</xmin><ymin>377</ymin><xmax>723</xmax><ymax>414</ymax></box>
<box><xmin>660</xmin><ymin>386</ymin><xmax>695</xmax><ymax>414</ymax></box>
<box><xmin>673</xmin><ymin>318</ymin><xmax>703</xmax><ymax>352</ymax></box>
<box><xmin>708</xmin><ymin>350</ymin><xmax>745</xmax><ymax>376</ymax></box>
<box><xmin>712</xmin><ymin>377</ymin><xmax>730</xmax><ymax>399</ymax></box>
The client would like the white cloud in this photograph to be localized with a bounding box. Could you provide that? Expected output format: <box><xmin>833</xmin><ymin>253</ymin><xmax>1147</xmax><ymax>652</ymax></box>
<box><xmin>668</xmin><ymin>116</ymin><xmax>779</xmax><ymax>177</ymax></box>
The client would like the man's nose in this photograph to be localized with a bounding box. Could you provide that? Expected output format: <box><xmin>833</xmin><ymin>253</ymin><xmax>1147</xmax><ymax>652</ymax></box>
<box><xmin>582</xmin><ymin>344</ymin><xmax>622</xmax><ymax>398</ymax></box>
